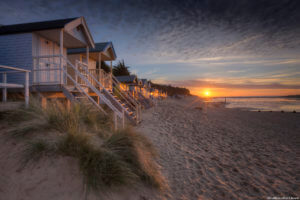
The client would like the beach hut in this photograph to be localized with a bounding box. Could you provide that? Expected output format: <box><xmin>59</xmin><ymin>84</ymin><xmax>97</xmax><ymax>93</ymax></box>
<box><xmin>67</xmin><ymin>43</ymin><xmax>141</xmax><ymax>124</ymax></box>
<box><xmin>140</xmin><ymin>79</ymin><xmax>151</xmax><ymax>98</ymax></box>
<box><xmin>0</xmin><ymin>17</ymin><xmax>94</xmax><ymax>88</ymax></box>
<box><xmin>115</xmin><ymin>75</ymin><xmax>153</xmax><ymax>109</ymax></box>
<box><xmin>0</xmin><ymin>17</ymin><xmax>140</xmax><ymax>127</ymax></box>
<box><xmin>67</xmin><ymin>42</ymin><xmax>116</xmax><ymax>89</ymax></box>
<box><xmin>115</xmin><ymin>75</ymin><xmax>138</xmax><ymax>95</ymax></box>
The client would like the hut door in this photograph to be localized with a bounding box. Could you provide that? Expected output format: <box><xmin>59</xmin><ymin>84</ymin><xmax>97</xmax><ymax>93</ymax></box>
<box><xmin>37</xmin><ymin>36</ymin><xmax>61</xmax><ymax>84</ymax></box>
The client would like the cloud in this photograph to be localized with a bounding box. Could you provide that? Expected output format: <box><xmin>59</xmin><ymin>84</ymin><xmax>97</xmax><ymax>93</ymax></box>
<box><xmin>170</xmin><ymin>79</ymin><xmax>300</xmax><ymax>89</ymax></box>
<box><xmin>1</xmin><ymin>0</ymin><xmax>299</xmax><ymax>93</ymax></box>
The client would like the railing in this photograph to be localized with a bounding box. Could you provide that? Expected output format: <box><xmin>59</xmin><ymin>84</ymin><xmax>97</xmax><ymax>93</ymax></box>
<box><xmin>31</xmin><ymin>54</ymin><xmax>143</xmax><ymax>126</ymax></box>
<box><xmin>75</xmin><ymin>61</ymin><xmax>112</xmax><ymax>90</ymax></box>
<box><xmin>111</xmin><ymin>75</ymin><xmax>142</xmax><ymax>123</ymax></box>
<box><xmin>89</xmin><ymin>69</ymin><xmax>112</xmax><ymax>90</ymax></box>
<box><xmin>75</xmin><ymin>60</ymin><xmax>140</xmax><ymax>123</ymax></box>
<box><xmin>32</xmin><ymin>54</ymin><xmax>125</xmax><ymax>129</ymax></box>
<box><xmin>0</xmin><ymin>65</ymin><xmax>30</xmax><ymax>108</ymax></box>
<box><xmin>73</xmin><ymin>59</ymin><xmax>127</xmax><ymax>127</ymax></box>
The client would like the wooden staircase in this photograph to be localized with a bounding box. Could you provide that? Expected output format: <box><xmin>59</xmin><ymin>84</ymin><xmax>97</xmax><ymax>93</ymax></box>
<box><xmin>61</xmin><ymin>58</ymin><xmax>141</xmax><ymax>127</ymax></box>
<box><xmin>103</xmin><ymin>89</ymin><xmax>139</xmax><ymax>124</ymax></box>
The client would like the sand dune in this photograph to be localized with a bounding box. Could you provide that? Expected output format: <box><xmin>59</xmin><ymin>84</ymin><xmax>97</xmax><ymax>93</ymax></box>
<box><xmin>137</xmin><ymin>96</ymin><xmax>300</xmax><ymax>200</ymax></box>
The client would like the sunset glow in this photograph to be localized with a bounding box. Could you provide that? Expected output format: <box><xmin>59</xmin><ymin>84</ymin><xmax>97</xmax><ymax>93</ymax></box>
<box><xmin>204</xmin><ymin>90</ymin><xmax>211</xmax><ymax>97</ymax></box>
<box><xmin>191</xmin><ymin>88</ymin><xmax>300</xmax><ymax>97</ymax></box>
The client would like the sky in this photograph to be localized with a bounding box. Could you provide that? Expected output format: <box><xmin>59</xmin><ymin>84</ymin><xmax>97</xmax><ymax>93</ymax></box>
<box><xmin>1</xmin><ymin>0</ymin><xmax>300</xmax><ymax>97</ymax></box>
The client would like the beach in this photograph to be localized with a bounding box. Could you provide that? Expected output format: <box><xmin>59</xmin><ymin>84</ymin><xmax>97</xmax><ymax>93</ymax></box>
<box><xmin>0</xmin><ymin>96</ymin><xmax>299</xmax><ymax>200</ymax></box>
<box><xmin>138</xmin><ymin>96</ymin><xmax>300</xmax><ymax>200</ymax></box>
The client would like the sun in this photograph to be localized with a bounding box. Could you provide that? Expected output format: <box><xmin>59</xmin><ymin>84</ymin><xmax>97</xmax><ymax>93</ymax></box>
<box><xmin>204</xmin><ymin>90</ymin><xmax>211</xmax><ymax>97</ymax></box>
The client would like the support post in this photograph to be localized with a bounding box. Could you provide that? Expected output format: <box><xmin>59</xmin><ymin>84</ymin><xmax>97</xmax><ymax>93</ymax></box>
<box><xmin>98</xmin><ymin>53</ymin><xmax>102</xmax><ymax>84</ymax></box>
<box><xmin>25</xmin><ymin>72</ymin><xmax>29</xmax><ymax>108</ymax></box>
<box><xmin>60</xmin><ymin>29</ymin><xmax>64</xmax><ymax>85</ymax></box>
<box><xmin>110</xmin><ymin>61</ymin><xmax>113</xmax><ymax>90</ymax></box>
<box><xmin>86</xmin><ymin>46</ymin><xmax>89</xmax><ymax>65</ymax></box>
<box><xmin>66</xmin><ymin>99</ymin><xmax>71</xmax><ymax>110</ymax></box>
<box><xmin>114</xmin><ymin>112</ymin><xmax>118</xmax><ymax>131</ymax></box>
<box><xmin>2</xmin><ymin>73</ymin><xmax>7</xmax><ymax>102</ymax></box>
<box><xmin>41</xmin><ymin>97</ymin><xmax>47</xmax><ymax>109</ymax></box>
<box><xmin>36</xmin><ymin>58</ymin><xmax>39</xmax><ymax>84</ymax></box>
<box><xmin>75</xmin><ymin>62</ymin><xmax>78</xmax><ymax>84</ymax></box>
<box><xmin>122</xmin><ymin>109</ymin><xmax>125</xmax><ymax>128</ymax></box>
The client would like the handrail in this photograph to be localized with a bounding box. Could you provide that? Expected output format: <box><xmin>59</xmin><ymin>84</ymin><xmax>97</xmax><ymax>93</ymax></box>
<box><xmin>111</xmin><ymin>75</ymin><xmax>142</xmax><ymax>122</ymax></box>
<box><xmin>0</xmin><ymin>65</ymin><xmax>31</xmax><ymax>73</ymax></box>
<box><xmin>111</xmin><ymin>76</ymin><xmax>140</xmax><ymax>121</ymax></box>
<box><xmin>0</xmin><ymin>65</ymin><xmax>30</xmax><ymax>108</ymax></box>
<box><xmin>32</xmin><ymin>54</ymin><xmax>142</xmax><ymax>125</ymax></box>
<box><xmin>112</xmin><ymin>75</ymin><xmax>140</xmax><ymax>106</ymax></box>
<box><xmin>61</xmin><ymin>65</ymin><xmax>107</xmax><ymax>115</ymax></box>
<box><xmin>74</xmin><ymin>60</ymin><xmax>125</xmax><ymax>117</ymax></box>
<box><xmin>111</xmin><ymin>78</ymin><xmax>138</xmax><ymax>111</ymax></box>
<box><xmin>64</xmin><ymin>56</ymin><xmax>123</xmax><ymax>118</ymax></box>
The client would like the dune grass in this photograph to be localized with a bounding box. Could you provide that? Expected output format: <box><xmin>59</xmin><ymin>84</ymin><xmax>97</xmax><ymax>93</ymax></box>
<box><xmin>57</xmin><ymin>133</ymin><xmax>138</xmax><ymax>190</ymax></box>
<box><xmin>103</xmin><ymin>128</ymin><xmax>167</xmax><ymax>190</ymax></box>
<box><xmin>5</xmin><ymin>98</ymin><xmax>167</xmax><ymax>194</ymax></box>
<box><xmin>9</xmin><ymin>124</ymin><xmax>50</xmax><ymax>139</ymax></box>
<box><xmin>0</xmin><ymin>108</ymin><xmax>36</xmax><ymax>124</ymax></box>
<box><xmin>23</xmin><ymin>129</ymin><xmax>167</xmax><ymax>193</ymax></box>
<box><xmin>23</xmin><ymin>139</ymin><xmax>54</xmax><ymax>164</ymax></box>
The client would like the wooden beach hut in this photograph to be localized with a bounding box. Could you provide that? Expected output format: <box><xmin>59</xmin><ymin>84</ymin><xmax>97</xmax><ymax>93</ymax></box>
<box><xmin>0</xmin><ymin>17</ymin><xmax>141</xmax><ymax>127</ymax></box>
<box><xmin>67</xmin><ymin>42</ymin><xmax>116</xmax><ymax>90</ymax></box>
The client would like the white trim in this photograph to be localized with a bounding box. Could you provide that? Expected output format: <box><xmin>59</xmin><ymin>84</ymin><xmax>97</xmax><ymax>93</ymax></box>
<box><xmin>64</xmin><ymin>17</ymin><xmax>95</xmax><ymax>48</ymax></box>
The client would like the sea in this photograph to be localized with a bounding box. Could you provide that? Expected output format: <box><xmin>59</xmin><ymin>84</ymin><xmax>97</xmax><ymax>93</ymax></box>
<box><xmin>211</xmin><ymin>96</ymin><xmax>300</xmax><ymax>112</ymax></box>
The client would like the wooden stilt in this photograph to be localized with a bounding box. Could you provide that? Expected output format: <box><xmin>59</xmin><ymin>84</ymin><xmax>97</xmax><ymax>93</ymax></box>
<box><xmin>25</xmin><ymin>71</ymin><xmax>29</xmax><ymax>108</ymax></box>
<box><xmin>41</xmin><ymin>97</ymin><xmax>47</xmax><ymax>109</ymax></box>
<box><xmin>114</xmin><ymin>112</ymin><xmax>117</xmax><ymax>131</ymax></box>
<box><xmin>66</xmin><ymin>99</ymin><xmax>71</xmax><ymax>110</ymax></box>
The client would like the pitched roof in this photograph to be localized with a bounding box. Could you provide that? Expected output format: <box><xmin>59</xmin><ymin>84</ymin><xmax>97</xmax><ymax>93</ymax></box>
<box><xmin>0</xmin><ymin>18</ymin><xmax>77</xmax><ymax>35</ymax></box>
<box><xmin>115</xmin><ymin>75</ymin><xmax>137</xmax><ymax>83</ymax></box>
<box><xmin>67</xmin><ymin>42</ymin><xmax>117</xmax><ymax>58</ymax></box>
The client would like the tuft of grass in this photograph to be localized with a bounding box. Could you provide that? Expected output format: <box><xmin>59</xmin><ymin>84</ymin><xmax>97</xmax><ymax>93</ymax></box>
<box><xmin>44</xmin><ymin>101</ymin><xmax>80</xmax><ymax>134</ymax></box>
<box><xmin>57</xmin><ymin>133</ymin><xmax>138</xmax><ymax>191</ymax></box>
<box><xmin>43</xmin><ymin>102</ymin><xmax>112</xmax><ymax>135</ymax></box>
<box><xmin>12</xmin><ymin>97</ymin><xmax>167</xmax><ymax>194</ymax></box>
<box><xmin>9</xmin><ymin>124</ymin><xmax>49</xmax><ymax>139</ymax></box>
<box><xmin>103</xmin><ymin>128</ymin><xmax>167</xmax><ymax>191</ymax></box>
<box><xmin>0</xmin><ymin>109</ymin><xmax>35</xmax><ymax>124</ymax></box>
<box><xmin>23</xmin><ymin>139</ymin><xmax>54</xmax><ymax>165</ymax></box>
<box><xmin>0</xmin><ymin>97</ymin><xmax>43</xmax><ymax>124</ymax></box>
<box><xmin>80</xmin><ymin>106</ymin><xmax>113</xmax><ymax>133</ymax></box>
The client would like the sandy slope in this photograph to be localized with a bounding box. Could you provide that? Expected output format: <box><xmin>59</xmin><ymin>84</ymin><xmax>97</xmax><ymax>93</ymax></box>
<box><xmin>137</xmin><ymin>97</ymin><xmax>300</xmax><ymax>200</ymax></box>
<box><xmin>0</xmin><ymin>114</ymin><xmax>158</xmax><ymax>200</ymax></box>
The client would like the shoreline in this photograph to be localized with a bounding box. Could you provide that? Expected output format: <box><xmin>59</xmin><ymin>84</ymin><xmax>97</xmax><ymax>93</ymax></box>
<box><xmin>202</xmin><ymin>97</ymin><xmax>300</xmax><ymax>113</ymax></box>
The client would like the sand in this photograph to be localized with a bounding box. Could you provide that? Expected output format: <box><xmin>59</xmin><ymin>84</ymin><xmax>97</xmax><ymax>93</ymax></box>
<box><xmin>0</xmin><ymin>96</ymin><xmax>299</xmax><ymax>200</ymax></box>
<box><xmin>137</xmin><ymin>96</ymin><xmax>300</xmax><ymax>200</ymax></box>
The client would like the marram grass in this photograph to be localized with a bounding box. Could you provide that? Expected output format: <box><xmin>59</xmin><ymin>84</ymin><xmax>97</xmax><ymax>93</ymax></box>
<box><xmin>3</xmin><ymin>97</ymin><xmax>167</xmax><ymax>194</ymax></box>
